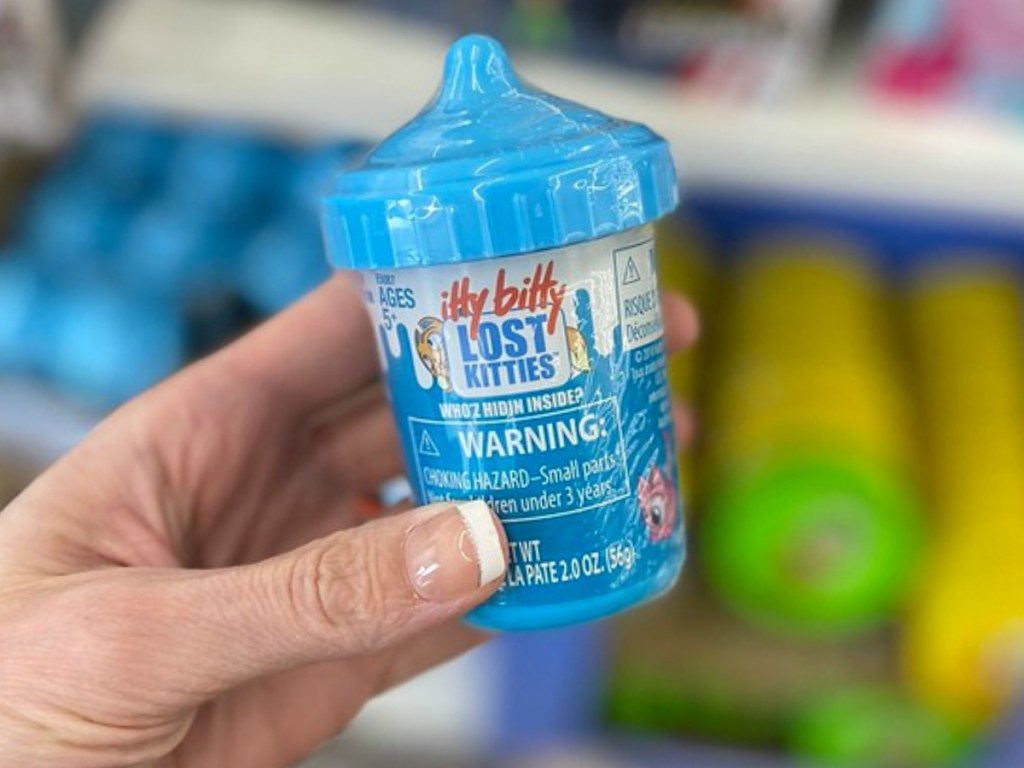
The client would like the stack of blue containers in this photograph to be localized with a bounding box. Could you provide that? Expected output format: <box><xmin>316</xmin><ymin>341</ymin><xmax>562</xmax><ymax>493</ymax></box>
<box><xmin>0</xmin><ymin>108</ymin><xmax>367</xmax><ymax>409</ymax></box>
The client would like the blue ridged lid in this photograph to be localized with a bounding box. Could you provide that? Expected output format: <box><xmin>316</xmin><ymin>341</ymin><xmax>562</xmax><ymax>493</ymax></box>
<box><xmin>322</xmin><ymin>35</ymin><xmax>678</xmax><ymax>270</ymax></box>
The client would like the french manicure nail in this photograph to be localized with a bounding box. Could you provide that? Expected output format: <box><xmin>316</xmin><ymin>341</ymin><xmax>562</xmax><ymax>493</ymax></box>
<box><xmin>405</xmin><ymin>501</ymin><xmax>506</xmax><ymax>603</ymax></box>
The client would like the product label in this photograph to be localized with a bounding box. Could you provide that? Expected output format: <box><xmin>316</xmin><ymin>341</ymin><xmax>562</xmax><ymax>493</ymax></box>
<box><xmin>363</xmin><ymin>225</ymin><xmax>684</xmax><ymax>617</ymax></box>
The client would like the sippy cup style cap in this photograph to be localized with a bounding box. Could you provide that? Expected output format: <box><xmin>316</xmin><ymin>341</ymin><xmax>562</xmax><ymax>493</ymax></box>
<box><xmin>322</xmin><ymin>35</ymin><xmax>678</xmax><ymax>270</ymax></box>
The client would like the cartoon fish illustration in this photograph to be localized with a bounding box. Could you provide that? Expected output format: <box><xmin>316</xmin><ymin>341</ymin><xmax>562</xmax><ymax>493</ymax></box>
<box><xmin>414</xmin><ymin>316</ymin><xmax>452</xmax><ymax>391</ymax></box>
<box><xmin>566</xmin><ymin>326</ymin><xmax>591</xmax><ymax>373</ymax></box>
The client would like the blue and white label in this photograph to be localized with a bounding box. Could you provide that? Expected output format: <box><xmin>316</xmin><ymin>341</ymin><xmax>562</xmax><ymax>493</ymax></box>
<box><xmin>361</xmin><ymin>225</ymin><xmax>685</xmax><ymax>626</ymax></box>
<box><xmin>410</xmin><ymin>396</ymin><xmax>630</xmax><ymax>521</ymax></box>
<box><xmin>445</xmin><ymin>307</ymin><xmax>571</xmax><ymax>397</ymax></box>
<box><xmin>615</xmin><ymin>238</ymin><xmax>663</xmax><ymax>352</ymax></box>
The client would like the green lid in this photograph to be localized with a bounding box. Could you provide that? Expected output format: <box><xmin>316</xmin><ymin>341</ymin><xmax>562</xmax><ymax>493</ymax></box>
<box><xmin>702</xmin><ymin>451</ymin><xmax>923</xmax><ymax>637</ymax></box>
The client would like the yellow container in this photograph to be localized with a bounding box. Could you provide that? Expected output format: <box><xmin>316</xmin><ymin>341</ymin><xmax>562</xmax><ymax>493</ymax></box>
<box><xmin>904</xmin><ymin>259</ymin><xmax>1024</xmax><ymax>723</ymax></box>
<box><xmin>702</xmin><ymin>236</ymin><xmax>922</xmax><ymax>636</ymax></box>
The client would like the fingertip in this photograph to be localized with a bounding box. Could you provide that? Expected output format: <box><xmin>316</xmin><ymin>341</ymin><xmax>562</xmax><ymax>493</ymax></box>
<box><xmin>456</xmin><ymin>500</ymin><xmax>508</xmax><ymax>588</ymax></box>
<box><xmin>661</xmin><ymin>291</ymin><xmax>700</xmax><ymax>354</ymax></box>
<box><xmin>672</xmin><ymin>399</ymin><xmax>697</xmax><ymax>449</ymax></box>
<box><xmin>404</xmin><ymin>500</ymin><xmax>507</xmax><ymax>605</ymax></box>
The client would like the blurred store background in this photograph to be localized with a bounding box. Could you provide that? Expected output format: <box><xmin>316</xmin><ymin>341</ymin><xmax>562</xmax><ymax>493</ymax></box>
<box><xmin>3</xmin><ymin>0</ymin><xmax>1024</xmax><ymax>766</ymax></box>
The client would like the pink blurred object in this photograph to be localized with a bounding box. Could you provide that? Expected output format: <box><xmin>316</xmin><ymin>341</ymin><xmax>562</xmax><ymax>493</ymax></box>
<box><xmin>950</xmin><ymin>0</ymin><xmax>1024</xmax><ymax>58</ymax></box>
<box><xmin>869</xmin><ymin>38</ymin><xmax>960</xmax><ymax>100</ymax></box>
<box><xmin>949</xmin><ymin>0</ymin><xmax>1024</xmax><ymax>74</ymax></box>
<box><xmin>869</xmin><ymin>0</ymin><xmax>1024</xmax><ymax>111</ymax></box>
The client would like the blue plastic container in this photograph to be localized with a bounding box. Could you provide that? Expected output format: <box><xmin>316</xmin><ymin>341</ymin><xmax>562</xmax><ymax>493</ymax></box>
<box><xmin>289</xmin><ymin>140</ymin><xmax>368</xmax><ymax>214</ymax></box>
<box><xmin>239</xmin><ymin>214</ymin><xmax>330</xmax><ymax>314</ymax></box>
<box><xmin>322</xmin><ymin>35</ymin><xmax>683</xmax><ymax>630</ymax></box>
<box><xmin>20</xmin><ymin>175</ymin><xmax>128</xmax><ymax>272</ymax></box>
<box><xmin>164</xmin><ymin>126</ymin><xmax>288</xmax><ymax>225</ymax></box>
<box><xmin>70</xmin><ymin>110</ymin><xmax>178</xmax><ymax>201</ymax></box>
<box><xmin>117</xmin><ymin>200</ymin><xmax>241</xmax><ymax>299</ymax></box>
<box><xmin>45</xmin><ymin>284</ymin><xmax>186</xmax><ymax>408</ymax></box>
<box><xmin>237</xmin><ymin>141</ymin><xmax>368</xmax><ymax>314</ymax></box>
<box><xmin>0</xmin><ymin>255</ymin><xmax>52</xmax><ymax>373</ymax></box>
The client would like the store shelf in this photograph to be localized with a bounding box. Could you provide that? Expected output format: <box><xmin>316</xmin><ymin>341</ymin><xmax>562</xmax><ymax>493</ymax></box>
<box><xmin>75</xmin><ymin>0</ymin><xmax>1024</xmax><ymax>221</ymax></box>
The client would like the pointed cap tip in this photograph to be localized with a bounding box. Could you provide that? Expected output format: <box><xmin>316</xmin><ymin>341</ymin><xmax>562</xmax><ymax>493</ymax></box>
<box><xmin>440</xmin><ymin>35</ymin><xmax>520</xmax><ymax>107</ymax></box>
<box><xmin>322</xmin><ymin>33</ymin><xmax>679</xmax><ymax>270</ymax></box>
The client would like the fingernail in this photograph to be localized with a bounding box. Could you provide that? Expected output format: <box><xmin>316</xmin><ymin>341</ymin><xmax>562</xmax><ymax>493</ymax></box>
<box><xmin>405</xmin><ymin>501</ymin><xmax>506</xmax><ymax>603</ymax></box>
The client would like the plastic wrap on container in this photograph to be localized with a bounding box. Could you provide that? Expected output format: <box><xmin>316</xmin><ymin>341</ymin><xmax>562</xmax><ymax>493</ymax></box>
<box><xmin>322</xmin><ymin>35</ymin><xmax>685</xmax><ymax>631</ymax></box>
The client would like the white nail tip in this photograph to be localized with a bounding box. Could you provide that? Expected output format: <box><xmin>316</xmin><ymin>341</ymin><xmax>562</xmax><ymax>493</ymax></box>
<box><xmin>456</xmin><ymin>500</ymin><xmax>506</xmax><ymax>586</ymax></box>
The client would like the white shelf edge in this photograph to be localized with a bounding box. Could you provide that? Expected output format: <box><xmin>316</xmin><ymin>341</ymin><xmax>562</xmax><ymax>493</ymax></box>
<box><xmin>71</xmin><ymin>0</ymin><xmax>1024</xmax><ymax>221</ymax></box>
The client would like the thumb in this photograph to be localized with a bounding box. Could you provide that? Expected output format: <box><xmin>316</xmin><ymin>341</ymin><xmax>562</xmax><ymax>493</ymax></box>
<box><xmin>135</xmin><ymin>500</ymin><xmax>507</xmax><ymax>699</ymax></box>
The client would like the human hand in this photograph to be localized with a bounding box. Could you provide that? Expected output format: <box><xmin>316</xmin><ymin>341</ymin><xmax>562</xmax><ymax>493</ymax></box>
<box><xmin>0</xmin><ymin>275</ymin><xmax>698</xmax><ymax>768</ymax></box>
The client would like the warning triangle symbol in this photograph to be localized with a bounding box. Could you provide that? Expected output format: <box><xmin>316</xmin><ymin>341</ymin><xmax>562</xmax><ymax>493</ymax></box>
<box><xmin>418</xmin><ymin>428</ymin><xmax>441</xmax><ymax>457</ymax></box>
<box><xmin>622</xmin><ymin>256</ymin><xmax>642</xmax><ymax>285</ymax></box>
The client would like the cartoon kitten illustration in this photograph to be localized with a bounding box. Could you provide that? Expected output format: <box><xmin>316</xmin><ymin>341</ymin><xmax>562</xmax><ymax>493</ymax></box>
<box><xmin>414</xmin><ymin>316</ymin><xmax>452</xmax><ymax>391</ymax></box>
<box><xmin>566</xmin><ymin>326</ymin><xmax>591</xmax><ymax>373</ymax></box>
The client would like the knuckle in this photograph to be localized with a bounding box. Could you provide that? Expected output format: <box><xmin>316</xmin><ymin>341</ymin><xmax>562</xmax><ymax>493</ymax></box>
<box><xmin>289</xmin><ymin>532</ymin><xmax>409</xmax><ymax>653</ymax></box>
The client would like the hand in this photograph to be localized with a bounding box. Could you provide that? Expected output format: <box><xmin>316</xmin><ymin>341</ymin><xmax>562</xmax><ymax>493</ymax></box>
<box><xmin>0</xmin><ymin>274</ymin><xmax>699</xmax><ymax>768</ymax></box>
